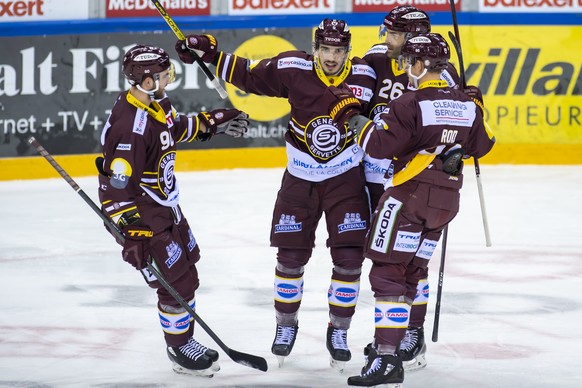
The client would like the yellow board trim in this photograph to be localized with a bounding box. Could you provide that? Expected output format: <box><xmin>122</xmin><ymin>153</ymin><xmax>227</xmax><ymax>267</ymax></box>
<box><xmin>1</xmin><ymin>144</ymin><xmax>581</xmax><ymax>181</ymax></box>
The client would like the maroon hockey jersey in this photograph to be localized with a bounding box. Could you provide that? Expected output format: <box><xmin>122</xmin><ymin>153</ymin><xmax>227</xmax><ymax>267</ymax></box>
<box><xmin>214</xmin><ymin>50</ymin><xmax>376</xmax><ymax>182</ymax></box>
<box><xmin>359</xmin><ymin>80</ymin><xmax>495</xmax><ymax>187</ymax></box>
<box><xmin>362</xmin><ymin>43</ymin><xmax>460</xmax><ymax>185</ymax></box>
<box><xmin>98</xmin><ymin>91</ymin><xmax>205</xmax><ymax>221</ymax></box>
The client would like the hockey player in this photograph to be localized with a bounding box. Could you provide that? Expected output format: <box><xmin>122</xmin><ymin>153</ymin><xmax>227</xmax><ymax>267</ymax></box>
<box><xmin>362</xmin><ymin>5</ymin><xmax>463</xmax><ymax>371</ymax></box>
<box><xmin>326</xmin><ymin>33</ymin><xmax>495</xmax><ymax>387</ymax></box>
<box><xmin>174</xmin><ymin>20</ymin><xmax>376</xmax><ymax>369</ymax></box>
<box><xmin>97</xmin><ymin>45</ymin><xmax>249</xmax><ymax>377</ymax></box>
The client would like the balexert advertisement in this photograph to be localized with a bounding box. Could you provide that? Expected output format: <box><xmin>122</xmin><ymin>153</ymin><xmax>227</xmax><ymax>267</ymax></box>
<box><xmin>0</xmin><ymin>0</ymin><xmax>89</xmax><ymax>21</ymax></box>
<box><xmin>479</xmin><ymin>0</ymin><xmax>582</xmax><ymax>12</ymax></box>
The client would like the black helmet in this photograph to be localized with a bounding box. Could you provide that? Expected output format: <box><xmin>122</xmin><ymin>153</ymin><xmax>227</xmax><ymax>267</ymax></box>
<box><xmin>122</xmin><ymin>45</ymin><xmax>171</xmax><ymax>86</ymax></box>
<box><xmin>400</xmin><ymin>33</ymin><xmax>450</xmax><ymax>71</ymax></box>
<box><xmin>314</xmin><ymin>18</ymin><xmax>351</xmax><ymax>49</ymax></box>
<box><xmin>381</xmin><ymin>6</ymin><xmax>431</xmax><ymax>37</ymax></box>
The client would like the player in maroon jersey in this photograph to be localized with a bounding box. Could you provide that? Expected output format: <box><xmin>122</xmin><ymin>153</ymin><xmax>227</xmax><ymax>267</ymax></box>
<box><xmin>362</xmin><ymin>6</ymin><xmax>468</xmax><ymax>372</ymax></box>
<box><xmin>97</xmin><ymin>45</ymin><xmax>249</xmax><ymax>377</ymax></box>
<box><xmin>326</xmin><ymin>33</ymin><xmax>495</xmax><ymax>387</ymax></box>
<box><xmin>175</xmin><ymin>19</ymin><xmax>376</xmax><ymax>370</ymax></box>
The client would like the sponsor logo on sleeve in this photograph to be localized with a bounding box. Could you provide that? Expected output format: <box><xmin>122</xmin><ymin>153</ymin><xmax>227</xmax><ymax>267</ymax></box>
<box><xmin>116</xmin><ymin>143</ymin><xmax>131</xmax><ymax>151</ymax></box>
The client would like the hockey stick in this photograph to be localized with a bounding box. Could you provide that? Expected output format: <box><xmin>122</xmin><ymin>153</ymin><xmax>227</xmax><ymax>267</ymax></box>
<box><xmin>448</xmin><ymin>0</ymin><xmax>492</xmax><ymax>247</ymax></box>
<box><xmin>150</xmin><ymin>0</ymin><xmax>228</xmax><ymax>100</ymax></box>
<box><xmin>27</xmin><ymin>136</ymin><xmax>268</xmax><ymax>372</ymax></box>
<box><xmin>431</xmin><ymin>226</ymin><xmax>448</xmax><ymax>342</ymax></box>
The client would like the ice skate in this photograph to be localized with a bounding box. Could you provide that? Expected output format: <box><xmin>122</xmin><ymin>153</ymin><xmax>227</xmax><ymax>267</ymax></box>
<box><xmin>399</xmin><ymin>327</ymin><xmax>426</xmax><ymax>371</ymax></box>
<box><xmin>347</xmin><ymin>345</ymin><xmax>404</xmax><ymax>387</ymax></box>
<box><xmin>167</xmin><ymin>337</ymin><xmax>220</xmax><ymax>377</ymax></box>
<box><xmin>326</xmin><ymin>323</ymin><xmax>351</xmax><ymax>372</ymax></box>
<box><xmin>271</xmin><ymin>324</ymin><xmax>298</xmax><ymax>367</ymax></box>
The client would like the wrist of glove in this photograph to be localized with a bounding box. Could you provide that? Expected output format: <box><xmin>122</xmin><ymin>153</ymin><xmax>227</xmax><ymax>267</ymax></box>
<box><xmin>197</xmin><ymin>109</ymin><xmax>250</xmax><ymax>138</ymax></box>
<box><xmin>326</xmin><ymin>85</ymin><xmax>362</xmax><ymax>126</ymax></box>
<box><xmin>347</xmin><ymin>114</ymin><xmax>376</xmax><ymax>139</ymax></box>
<box><xmin>175</xmin><ymin>34</ymin><xmax>218</xmax><ymax>64</ymax></box>
<box><xmin>464</xmin><ymin>85</ymin><xmax>484</xmax><ymax>113</ymax></box>
<box><xmin>121</xmin><ymin>225</ymin><xmax>152</xmax><ymax>270</ymax></box>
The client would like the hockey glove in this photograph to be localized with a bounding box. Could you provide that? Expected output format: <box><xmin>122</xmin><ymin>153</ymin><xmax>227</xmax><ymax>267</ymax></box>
<box><xmin>325</xmin><ymin>85</ymin><xmax>362</xmax><ymax>127</ymax></box>
<box><xmin>175</xmin><ymin>34</ymin><xmax>218</xmax><ymax>64</ymax></box>
<box><xmin>347</xmin><ymin>114</ymin><xmax>377</xmax><ymax>139</ymax></box>
<box><xmin>198</xmin><ymin>109</ymin><xmax>250</xmax><ymax>138</ymax></box>
<box><xmin>464</xmin><ymin>85</ymin><xmax>484</xmax><ymax>114</ymax></box>
<box><xmin>121</xmin><ymin>225</ymin><xmax>153</xmax><ymax>270</ymax></box>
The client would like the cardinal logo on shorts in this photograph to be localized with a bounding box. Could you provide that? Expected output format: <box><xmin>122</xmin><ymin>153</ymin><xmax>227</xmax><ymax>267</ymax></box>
<box><xmin>274</xmin><ymin>214</ymin><xmax>302</xmax><ymax>233</ymax></box>
<box><xmin>338</xmin><ymin>212</ymin><xmax>366</xmax><ymax>233</ymax></box>
<box><xmin>165</xmin><ymin>240</ymin><xmax>182</xmax><ymax>268</ymax></box>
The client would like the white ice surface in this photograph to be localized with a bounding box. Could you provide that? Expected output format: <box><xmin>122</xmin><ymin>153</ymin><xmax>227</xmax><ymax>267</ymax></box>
<box><xmin>1</xmin><ymin>165</ymin><xmax>581</xmax><ymax>387</ymax></box>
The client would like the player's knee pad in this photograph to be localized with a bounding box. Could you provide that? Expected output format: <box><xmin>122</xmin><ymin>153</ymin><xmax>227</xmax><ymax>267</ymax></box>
<box><xmin>156</xmin><ymin>267</ymin><xmax>198</xmax><ymax>308</ymax></box>
<box><xmin>276</xmin><ymin>247</ymin><xmax>311</xmax><ymax>269</ymax></box>
<box><xmin>158</xmin><ymin>297</ymin><xmax>196</xmax><ymax>335</ymax></box>
<box><xmin>369</xmin><ymin>262</ymin><xmax>408</xmax><ymax>296</ymax></box>
<box><xmin>330</xmin><ymin>246</ymin><xmax>364</xmax><ymax>270</ymax></box>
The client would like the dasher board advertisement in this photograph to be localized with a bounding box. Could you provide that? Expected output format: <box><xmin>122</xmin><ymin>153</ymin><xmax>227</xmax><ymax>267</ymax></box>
<box><xmin>352</xmin><ymin>0</ymin><xmax>460</xmax><ymax>13</ymax></box>
<box><xmin>105</xmin><ymin>0</ymin><xmax>210</xmax><ymax>17</ymax></box>
<box><xmin>228</xmin><ymin>0</ymin><xmax>335</xmax><ymax>15</ymax></box>
<box><xmin>479</xmin><ymin>0</ymin><xmax>581</xmax><ymax>12</ymax></box>
<box><xmin>0</xmin><ymin>29</ymin><xmax>312</xmax><ymax>159</ymax></box>
<box><xmin>0</xmin><ymin>0</ymin><xmax>89</xmax><ymax>21</ymax></box>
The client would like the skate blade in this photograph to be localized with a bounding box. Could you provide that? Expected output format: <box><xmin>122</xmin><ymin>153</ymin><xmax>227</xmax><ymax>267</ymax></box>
<box><xmin>348</xmin><ymin>383</ymin><xmax>402</xmax><ymax>388</ymax></box>
<box><xmin>329</xmin><ymin>357</ymin><xmax>346</xmax><ymax>373</ymax></box>
<box><xmin>276</xmin><ymin>355</ymin><xmax>287</xmax><ymax>368</ymax></box>
<box><xmin>171</xmin><ymin>363</ymin><xmax>216</xmax><ymax>377</ymax></box>
<box><xmin>403</xmin><ymin>353</ymin><xmax>427</xmax><ymax>372</ymax></box>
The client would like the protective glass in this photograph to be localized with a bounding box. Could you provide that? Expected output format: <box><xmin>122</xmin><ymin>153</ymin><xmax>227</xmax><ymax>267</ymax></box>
<box><xmin>397</xmin><ymin>55</ymin><xmax>414</xmax><ymax>71</ymax></box>
<box><xmin>378</xmin><ymin>24</ymin><xmax>388</xmax><ymax>40</ymax></box>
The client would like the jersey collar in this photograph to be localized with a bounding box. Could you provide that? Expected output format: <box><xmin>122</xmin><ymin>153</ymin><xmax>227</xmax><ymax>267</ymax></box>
<box><xmin>126</xmin><ymin>90</ymin><xmax>167</xmax><ymax>124</ymax></box>
<box><xmin>314</xmin><ymin>57</ymin><xmax>352</xmax><ymax>87</ymax></box>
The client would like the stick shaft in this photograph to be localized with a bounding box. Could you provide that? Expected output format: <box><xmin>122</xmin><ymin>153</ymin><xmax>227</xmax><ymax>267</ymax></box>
<box><xmin>448</xmin><ymin>1</ymin><xmax>492</xmax><ymax>246</ymax></box>
<box><xmin>27</xmin><ymin>136</ymin><xmax>267</xmax><ymax>372</ymax></box>
<box><xmin>150</xmin><ymin>0</ymin><xmax>228</xmax><ymax>99</ymax></box>
<box><xmin>431</xmin><ymin>226</ymin><xmax>448</xmax><ymax>342</ymax></box>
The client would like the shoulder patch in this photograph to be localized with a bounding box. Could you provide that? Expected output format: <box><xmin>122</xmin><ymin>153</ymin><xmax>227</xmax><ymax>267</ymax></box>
<box><xmin>133</xmin><ymin>109</ymin><xmax>148</xmax><ymax>135</ymax></box>
<box><xmin>116</xmin><ymin>143</ymin><xmax>132</xmax><ymax>151</ymax></box>
<box><xmin>364</xmin><ymin>44</ymin><xmax>388</xmax><ymax>57</ymax></box>
<box><xmin>277</xmin><ymin>57</ymin><xmax>313</xmax><ymax>71</ymax></box>
<box><xmin>440</xmin><ymin>70</ymin><xmax>456</xmax><ymax>87</ymax></box>
<box><xmin>352</xmin><ymin>64</ymin><xmax>377</xmax><ymax>79</ymax></box>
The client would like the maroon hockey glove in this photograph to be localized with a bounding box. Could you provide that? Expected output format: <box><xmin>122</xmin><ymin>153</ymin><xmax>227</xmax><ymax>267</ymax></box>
<box><xmin>175</xmin><ymin>34</ymin><xmax>218</xmax><ymax>64</ymax></box>
<box><xmin>198</xmin><ymin>109</ymin><xmax>250</xmax><ymax>138</ymax></box>
<box><xmin>325</xmin><ymin>85</ymin><xmax>363</xmax><ymax>127</ymax></box>
<box><xmin>464</xmin><ymin>85</ymin><xmax>484</xmax><ymax>113</ymax></box>
<box><xmin>121</xmin><ymin>225</ymin><xmax>153</xmax><ymax>270</ymax></box>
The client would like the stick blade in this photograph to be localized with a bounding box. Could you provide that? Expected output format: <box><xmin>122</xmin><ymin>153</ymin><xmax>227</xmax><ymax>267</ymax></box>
<box><xmin>227</xmin><ymin>349</ymin><xmax>268</xmax><ymax>372</ymax></box>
